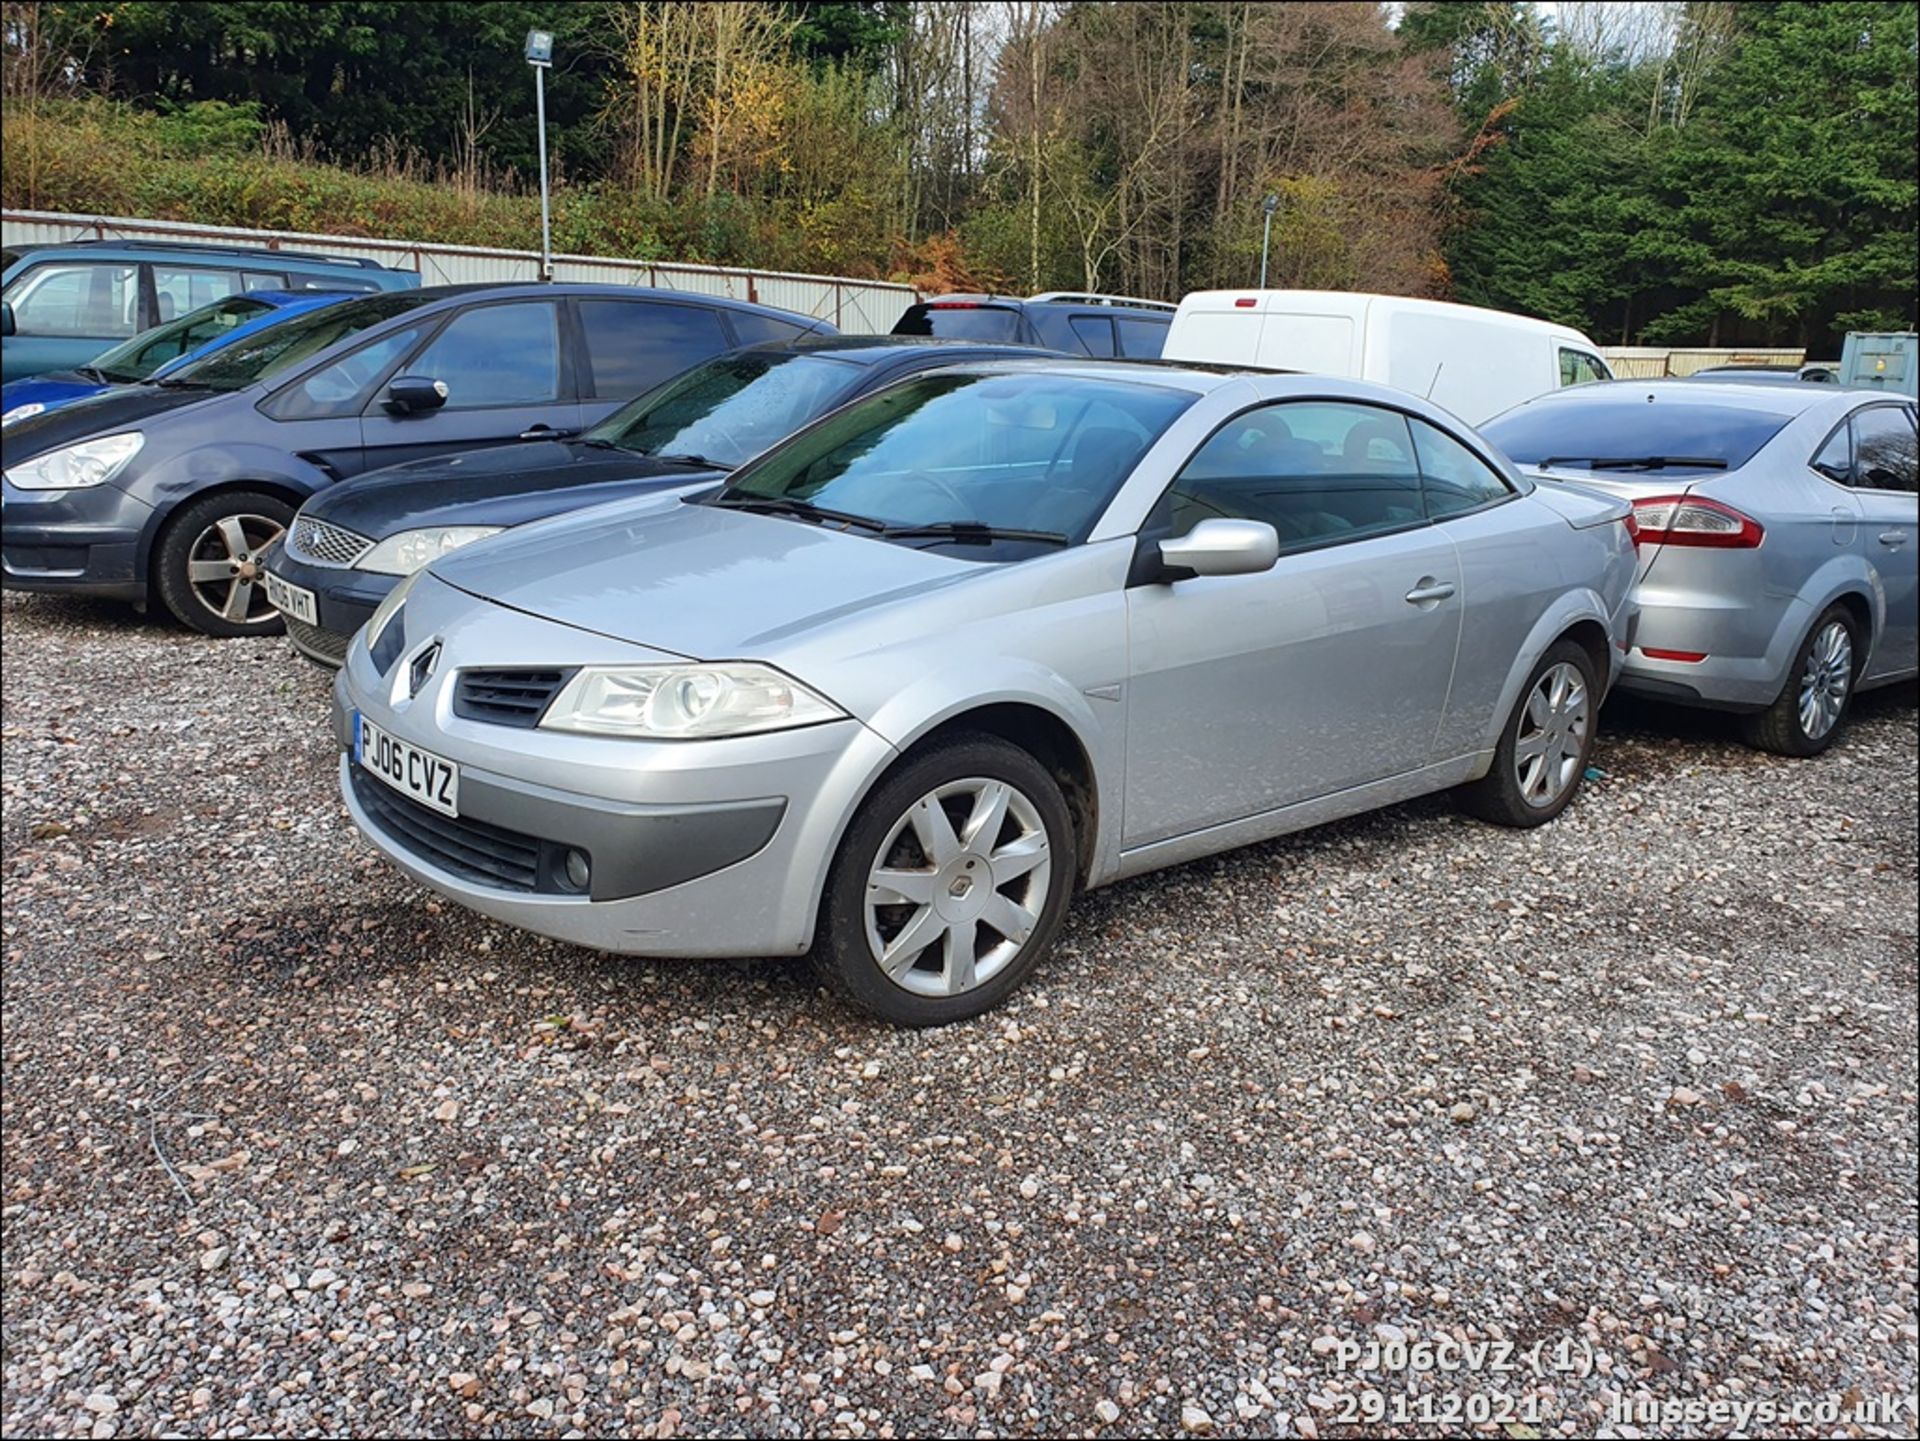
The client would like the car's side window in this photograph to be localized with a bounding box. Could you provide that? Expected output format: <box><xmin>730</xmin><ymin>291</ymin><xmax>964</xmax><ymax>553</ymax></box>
<box><xmin>1408</xmin><ymin>415</ymin><xmax>1513</xmax><ymax>517</ymax></box>
<box><xmin>1558</xmin><ymin>348</ymin><xmax>1609</xmax><ymax>386</ymax></box>
<box><xmin>270</xmin><ymin>326</ymin><xmax>425</xmax><ymax>421</ymax></box>
<box><xmin>726</xmin><ymin>311</ymin><xmax>813</xmax><ymax>347</ymax></box>
<box><xmin>1851</xmin><ymin>405</ymin><xmax>1919</xmax><ymax>493</ymax></box>
<box><xmin>577</xmin><ymin>300</ymin><xmax>729</xmax><ymax>399</ymax></box>
<box><xmin>151</xmin><ymin>265</ymin><xmax>243</xmax><ymax>322</ymax></box>
<box><xmin>1155</xmin><ymin>401</ymin><xmax>1426</xmax><ymax>549</ymax></box>
<box><xmin>3</xmin><ymin>262</ymin><xmax>140</xmax><ymax>337</ymax></box>
<box><xmin>1811</xmin><ymin>421</ymin><xmax>1852</xmax><ymax>484</ymax></box>
<box><xmin>1115</xmin><ymin>315</ymin><xmax>1169</xmax><ymax>358</ymax></box>
<box><xmin>241</xmin><ymin>271</ymin><xmax>290</xmax><ymax>293</ymax></box>
<box><xmin>408</xmin><ymin>301</ymin><xmax>562</xmax><ymax>408</ymax></box>
<box><xmin>1069</xmin><ymin>315</ymin><xmax>1116</xmax><ymax>357</ymax></box>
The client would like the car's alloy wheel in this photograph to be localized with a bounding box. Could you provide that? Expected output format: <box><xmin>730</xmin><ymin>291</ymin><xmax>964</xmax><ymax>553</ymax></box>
<box><xmin>862</xmin><ymin>777</ymin><xmax>1052</xmax><ymax>998</ymax></box>
<box><xmin>1514</xmin><ymin>660</ymin><xmax>1590</xmax><ymax>809</ymax></box>
<box><xmin>1796</xmin><ymin>619</ymin><xmax>1852</xmax><ymax>743</ymax></box>
<box><xmin>1742</xmin><ymin>603</ymin><xmax>1860</xmax><ymax>757</ymax></box>
<box><xmin>813</xmin><ymin>733</ymin><xmax>1076</xmax><ymax>1025</ymax></box>
<box><xmin>184</xmin><ymin>512</ymin><xmax>286</xmax><ymax>627</ymax></box>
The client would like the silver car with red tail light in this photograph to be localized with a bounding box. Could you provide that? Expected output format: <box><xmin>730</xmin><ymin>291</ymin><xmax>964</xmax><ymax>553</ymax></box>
<box><xmin>1484</xmin><ymin>382</ymin><xmax>1918</xmax><ymax>755</ymax></box>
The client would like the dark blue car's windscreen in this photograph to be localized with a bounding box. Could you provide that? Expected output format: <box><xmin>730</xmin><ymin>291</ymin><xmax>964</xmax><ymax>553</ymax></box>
<box><xmin>1483</xmin><ymin>395</ymin><xmax>1796</xmax><ymax>474</ymax></box>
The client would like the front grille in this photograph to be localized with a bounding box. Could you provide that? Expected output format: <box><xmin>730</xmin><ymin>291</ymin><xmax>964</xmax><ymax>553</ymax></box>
<box><xmin>453</xmin><ymin>668</ymin><xmax>575</xmax><ymax>728</ymax></box>
<box><xmin>285</xmin><ymin>615</ymin><xmax>351</xmax><ymax>667</ymax></box>
<box><xmin>290</xmin><ymin>515</ymin><xmax>374</xmax><ymax>568</ymax></box>
<box><xmin>350</xmin><ymin>763</ymin><xmax>546</xmax><ymax>891</ymax></box>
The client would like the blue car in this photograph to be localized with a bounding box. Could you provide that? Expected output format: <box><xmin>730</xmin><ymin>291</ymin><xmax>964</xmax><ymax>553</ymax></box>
<box><xmin>1</xmin><ymin>290</ymin><xmax>351</xmax><ymax>428</ymax></box>
<box><xmin>1</xmin><ymin>238</ymin><xmax>418</xmax><ymax>382</ymax></box>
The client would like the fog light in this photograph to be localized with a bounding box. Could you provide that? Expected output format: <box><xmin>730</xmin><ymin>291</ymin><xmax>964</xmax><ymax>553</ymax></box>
<box><xmin>563</xmin><ymin>848</ymin><xmax>591</xmax><ymax>892</ymax></box>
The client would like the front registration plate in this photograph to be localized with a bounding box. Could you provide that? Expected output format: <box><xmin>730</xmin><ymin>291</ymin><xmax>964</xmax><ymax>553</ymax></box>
<box><xmin>355</xmin><ymin>713</ymin><xmax>460</xmax><ymax>817</ymax></box>
<box><xmin>264</xmin><ymin>570</ymin><xmax>318</xmax><ymax>625</ymax></box>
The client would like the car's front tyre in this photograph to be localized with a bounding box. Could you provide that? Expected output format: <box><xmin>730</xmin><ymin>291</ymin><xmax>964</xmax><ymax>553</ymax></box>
<box><xmin>153</xmin><ymin>489</ymin><xmax>295</xmax><ymax>637</ymax></box>
<box><xmin>1741</xmin><ymin>604</ymin><xmax>1859</xmax><ymax>757</ymax></box>
<box><xmin>813</xmin><ymin>733</ymin><xmax>1077</xmax><ymax>1026</ymax></box>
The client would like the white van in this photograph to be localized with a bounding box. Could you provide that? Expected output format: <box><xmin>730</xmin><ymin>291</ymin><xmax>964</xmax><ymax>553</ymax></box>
<box><xmin>1162</xmin><ymin>289</ymin><xmax>1613</xmax><ymax>425</ymax></box>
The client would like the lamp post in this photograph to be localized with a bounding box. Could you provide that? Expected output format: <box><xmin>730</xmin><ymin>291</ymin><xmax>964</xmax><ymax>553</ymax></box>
<box><xmin>525</xmin><ymin>29</ymin><xmax>555</xmax><ymax>281</ymax></box>
<box><xmin>1259</xmin><ymin>193</ymin><xmax>1279</xmax><ymax>289</ymax></box>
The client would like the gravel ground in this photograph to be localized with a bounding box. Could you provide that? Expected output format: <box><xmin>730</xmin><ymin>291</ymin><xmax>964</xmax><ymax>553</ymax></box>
<box><xmin>2</xmin><ymin>590</ymin><xmax>1915</xmax><ymax>1441</ymax></box>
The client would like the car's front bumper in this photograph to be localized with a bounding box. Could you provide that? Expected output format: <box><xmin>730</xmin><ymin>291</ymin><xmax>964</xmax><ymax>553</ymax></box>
<box><xmin>0</xmin><ymin>478</ymin><xmax>152</xmax><ymax>600</ymax></box>
<box><xmin>264</xmin><ymin>542</ymin><xmax>397</xmax><ymax>668</ymax></box>
<box><xmin>331</xmin><ymin>583</ymin><xmax>899</xmax><ymax>958</ymax></box>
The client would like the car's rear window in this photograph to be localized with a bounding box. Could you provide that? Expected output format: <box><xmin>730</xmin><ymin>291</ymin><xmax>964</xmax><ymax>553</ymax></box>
<box><xmin>893</xmin><ymin>303</ymin><xmax>1027</xmax><ymax>343</ymax></box>
<box><xmin>1482</xmin><ymin>395</ymin><xmax>1797</xmax><ymax>474</ymax></box>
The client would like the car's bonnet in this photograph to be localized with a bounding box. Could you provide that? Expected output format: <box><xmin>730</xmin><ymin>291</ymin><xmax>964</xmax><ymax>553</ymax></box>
<box><xmin>0</xmin><ymin>380</ymin><xmax>226</xmax><ymax>460</ymax></box>
<box><xmin>430</xmin><ymin>493</ymin><xmax>977</xmax><ymax>659</ymax></box>
<box><xmin>304</xmin><ymin>441</ymin><xmax>727</xmax><ymax>537</ymax></box>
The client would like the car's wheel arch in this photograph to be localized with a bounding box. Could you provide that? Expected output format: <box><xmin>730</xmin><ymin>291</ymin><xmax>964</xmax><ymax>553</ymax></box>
<box><xmin>136</xmin><ymin>475</ymin><xmax>321</xmax><ymax>588</ymax></box>
<box><xmin>1475</xmin><ymin>590</ymin><xmax>1619</xmax><ymax>760</ymax></box>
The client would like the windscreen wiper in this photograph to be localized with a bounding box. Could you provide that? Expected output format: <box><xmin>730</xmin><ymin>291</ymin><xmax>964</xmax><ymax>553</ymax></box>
<box><xmin>654</xmin><ymin>451</ymin><xmax>737</xmax><ymax>471</ymax></box>
<box><xmin>1536</xmin><ymin>455</ymin><xmax>1729</xmax><ymax>471</ymax></box>
<box><xmin>710</xmin><ymin>494</ymin><xmax>888</xmax><ymax>531</ymax></box>
<box><xmin>880</xmin><ymin>521</ymin><xmax>1069</xmax><ymax>546</ymax></box>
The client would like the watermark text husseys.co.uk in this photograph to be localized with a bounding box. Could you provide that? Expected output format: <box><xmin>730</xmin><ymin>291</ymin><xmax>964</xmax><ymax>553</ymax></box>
<box><xmin>1610</xmin><ymin>1392</ymin><xmax>1914</xmax><ymax>1431</ymax></box>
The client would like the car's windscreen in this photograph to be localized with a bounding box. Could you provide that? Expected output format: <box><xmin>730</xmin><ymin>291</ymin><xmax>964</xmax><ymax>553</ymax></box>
<box><xmin>1483</xmin><ymin>395</ymin><xmax>1796</xmax><ymax>474</ymax></box>
<box><xmin>709</xmin><ymin>371</ymin><xmax>1194</xmax><ymax>557</ymax></box>
<box><xmin>86</xmin><ymin>295</ymin><xmax>273</xmax><ymax>383</ymax></box>
<box><xmin>893</xmin><ymin>304</ymin><xmax>1027</xmax><ymax>343</ymax></box>
<box><xmin>587</xmin><ymin>352</ymin><xmax>860</xmax><ymax>467</ymax></box>
<box><xmin>161</xmin><ymin>292</ymin><xmax>437</xmax><ymax>392</ymax></box>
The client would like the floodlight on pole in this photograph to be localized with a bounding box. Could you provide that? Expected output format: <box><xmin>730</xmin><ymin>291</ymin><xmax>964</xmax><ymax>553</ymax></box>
<box><xmin>1259</xmin><ymin>193</ymin><xmax>1279</xmax><ymax>290</ymax></box>
<box><xmin>525</xmin><ymin>30</ymin><xmax>555</xmax><ymax>281</ymax></box>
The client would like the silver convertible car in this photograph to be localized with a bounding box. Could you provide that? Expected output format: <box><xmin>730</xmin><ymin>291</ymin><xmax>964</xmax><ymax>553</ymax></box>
<box><xmin>1484</xmin><ymin>382</ymin><xmax>1918</xmax><ymax>754</ymax></box>
<box><xmin>333</xmin><ymin>362</ymin><xmax>1638</xmax><ymax>1024</ymax></box>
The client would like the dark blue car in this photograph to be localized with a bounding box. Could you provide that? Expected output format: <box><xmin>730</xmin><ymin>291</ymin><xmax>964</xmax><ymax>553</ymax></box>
<box><xmin>262</xmin><ymin>337</ymin><xmax>1060</xmax><ymax>664</ymax></box>
<box><xmin>1</xmin><ymin>290</ymin><xmax>351</xmax><ymax>427</ymax></box>
<box><xmin>0</xmin><ymin>283</ymin><xmax>835</xmax><ymax>636</ymax></box>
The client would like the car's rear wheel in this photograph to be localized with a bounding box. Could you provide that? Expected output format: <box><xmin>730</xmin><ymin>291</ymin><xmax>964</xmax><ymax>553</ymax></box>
<box><xmin>812</xmin><ymin>734</ymin><xmax>1076</xmax><ymax>1026</ymax></box>
<box><xmin>1741</xmin><ymin>604</ymin><xmax>1859</xmax><ymax>757</ymax></box>
<box><xmin>1460</xmin><ymin>639</ymin><xmax>1597</xmax><ymax>827</ymax></box>
<box><xmin>153</xmin><ymin>490</ymin><xmax>295</xmax><ymax>637</ymax></box>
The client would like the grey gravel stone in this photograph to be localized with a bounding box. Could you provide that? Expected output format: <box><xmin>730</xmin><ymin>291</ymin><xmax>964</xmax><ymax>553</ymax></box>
<box><xmin>1</xmin><ymin>593</ymin><xmax>1915</xmax><ymax>1439</ymax></box>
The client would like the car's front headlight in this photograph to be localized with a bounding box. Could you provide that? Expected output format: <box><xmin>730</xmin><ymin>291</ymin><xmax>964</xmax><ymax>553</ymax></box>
<box><xmin>1</xmin><ymin>402</ymin><xmax>48</xmax><ymax>428</ymax></box>
<box><xmin>540</xmin><ymin>663</ymin><xmax>844</xmax><ymax>739</ymax></box>
<box><xmin>355</xmin><ymin>526</ymin><xmax>504</xmax><ymax>576</ymax></box>
<box><xmin>4</xmin><ymin>431</ymin><xmax>144</xmax><ymax>489</ymax></box>
<box><xmin>363</xmin><ymin>568</ymin><xmax>422</xmax><ymax>657</ymax></box>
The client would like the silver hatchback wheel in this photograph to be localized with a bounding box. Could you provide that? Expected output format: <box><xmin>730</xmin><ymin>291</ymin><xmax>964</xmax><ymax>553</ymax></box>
<box><xmin>1797</xmin><ymin>620</ymin><xmax>1852</xmax><ymax>741</ymax></box>
<box><xmin>185</xmin><ymin>512</ymin><xmax>286</xmax><ymax>626</ymax></box>
<box><xmin>1515</xmin><ymin>661</ymin><xmax>1589</xmax><ymax>808</ymax></box>
<box><xmin>863</xmin><ymin>777</ymin><xmax>1053</xmax><ymax>998</ymax></box>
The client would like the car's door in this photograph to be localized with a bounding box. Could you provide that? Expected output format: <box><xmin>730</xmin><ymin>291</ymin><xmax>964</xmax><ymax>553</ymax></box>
<box><xmin>1</xmin><ymin>259</ymin><xmax>141</xmax><ymax>381</ymax></box>
<box><xmin>1847</xmin><ymin>402</ymin><xmax>1919</xmax><ymax>678</ymax></box>
<box><xmin>1121</xmin><ymin>399</ymin><xmax>1463</xmax><ymax>847</ymax></box>
<box><xmin>355</xmin><ymin>298</ymin><xmax>580</xmax><ymax>472</ymax></box>
<box><xmin>573</xmin><ymin>298</ymin><xmax>738</xmax><ymax>422</ymax></box>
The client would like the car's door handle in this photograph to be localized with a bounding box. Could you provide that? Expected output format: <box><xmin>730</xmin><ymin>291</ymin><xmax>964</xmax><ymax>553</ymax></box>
<box><xmin>1879</xmin><ymin>530</ymin><xmax>1910</xmax><ymax>547</ymax></box>
<box><xmin>519</xmin><ymin>425</ymin><xmax>575</xmax><ymax>440</ymax></box>
<box><xmin>1405</xmin><ymin>580</ymin><xmax>1457</xmax><ymax>605</ymax></box>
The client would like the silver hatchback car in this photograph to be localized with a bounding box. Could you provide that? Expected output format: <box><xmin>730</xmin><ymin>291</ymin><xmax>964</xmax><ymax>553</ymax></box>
<box><xmin>334</xmin><ymin>362</ymin><xmax>1637</xmax><ymax>1024</ymax></box>
<box><xmin>1485</xmin><ymin>383</ymin><xmax>1918</xmax><ymax>754</ymax></box>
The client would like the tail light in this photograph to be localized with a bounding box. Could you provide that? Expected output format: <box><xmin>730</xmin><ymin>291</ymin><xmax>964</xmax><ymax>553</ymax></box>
<box><xmin>1622</xmin><ymin>510</ymin><xmax>1642</xmax><ymax>548</ymax></box>
<box><xmin>1630</xmin><ymin>494</ymin><xmax>1764</xmax><ymax>548</ymax></box>
<box><xmin>926</xmin><ymin>301</ymin><xmax>983</xmax><ymax>310</ymax></box>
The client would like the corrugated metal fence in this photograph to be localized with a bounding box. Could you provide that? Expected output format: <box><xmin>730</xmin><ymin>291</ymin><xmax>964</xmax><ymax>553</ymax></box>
<box><xmin>1602</xmin><ymin>346</ymin><xmax>1810</xmax><ymax>379</ymax></box>
<box><xmin>1</xmin><ymin>209</ymin><xmax>920</xmax><ymax>332</ymax></box>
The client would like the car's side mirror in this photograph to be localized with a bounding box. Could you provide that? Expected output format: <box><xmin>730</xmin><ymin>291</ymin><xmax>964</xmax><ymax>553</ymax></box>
<box><xmin>1156</xmin><ymin>518</ymin><xmax>1281</xmax><ymax>580</ymax></box>
<box><xmin>384</xmin><ymin>375</ymin><xmax>448</xmax><ymax>415</ymax></box>
<box><xmin>0</xmin><ymin>301</ymin><xmax>15</xmax><ymax>338</ymax></box>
